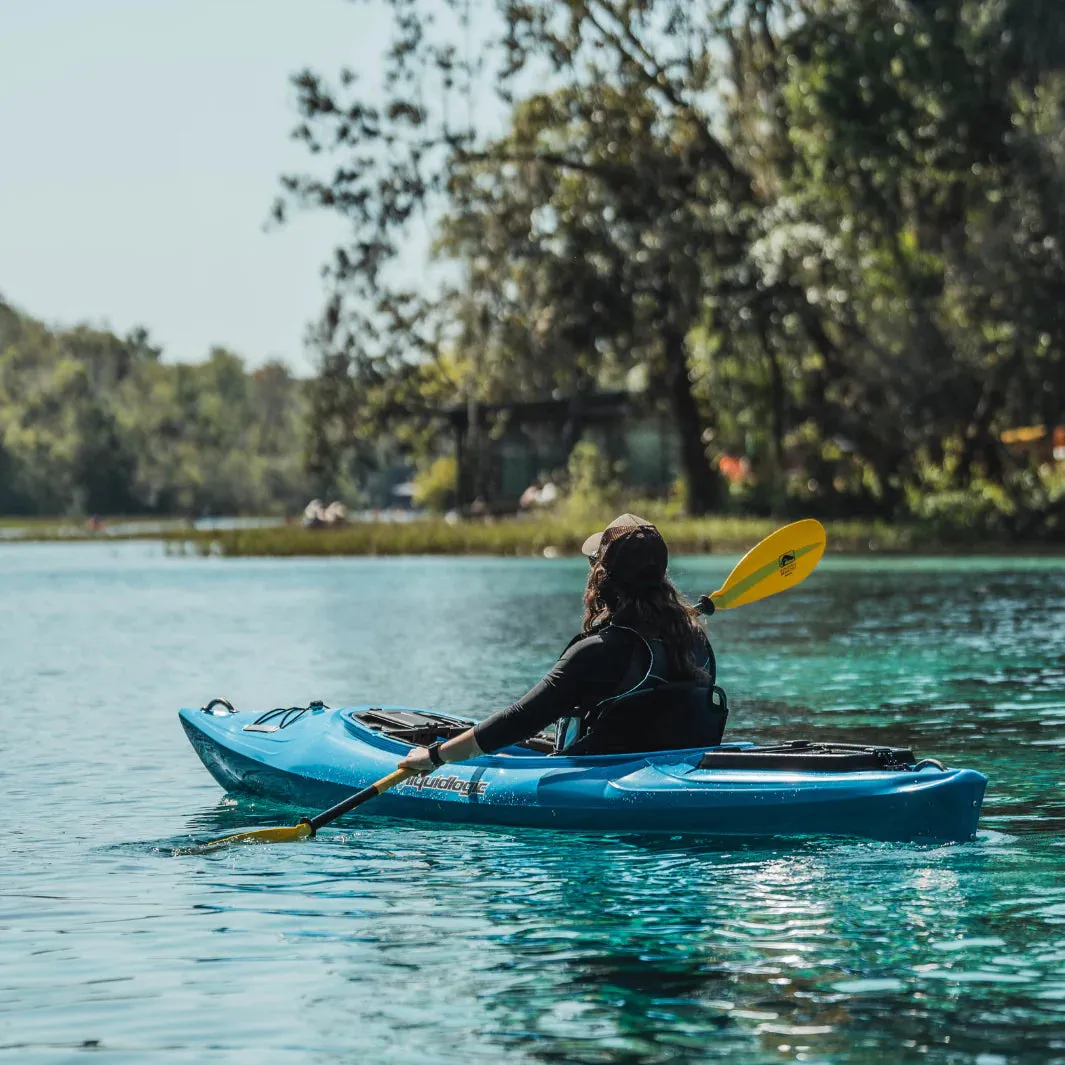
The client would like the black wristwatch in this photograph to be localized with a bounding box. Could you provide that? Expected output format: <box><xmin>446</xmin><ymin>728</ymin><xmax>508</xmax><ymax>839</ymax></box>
<box><xmin>427</xmin><ymin>741</ymin><xmax>446</xmax><ymax>767</ymax></box>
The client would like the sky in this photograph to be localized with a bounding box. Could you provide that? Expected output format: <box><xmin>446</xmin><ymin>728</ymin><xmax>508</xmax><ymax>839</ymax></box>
<box><xmin>0</xmin><ymin>0</ymin><xmax>400</xmax><ymax>373</ymax></box>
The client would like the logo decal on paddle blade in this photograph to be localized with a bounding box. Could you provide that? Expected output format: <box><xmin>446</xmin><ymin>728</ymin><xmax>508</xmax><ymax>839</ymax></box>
<box><xmin>778</xmin><ymin>551</ymin><xmax>797</xmax><ymax>578</ymax></box>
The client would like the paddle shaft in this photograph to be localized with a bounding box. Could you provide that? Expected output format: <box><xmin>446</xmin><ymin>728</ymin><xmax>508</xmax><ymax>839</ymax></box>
<box><xmin>302</xmin><ymin>767</ymin><xmax>414</xmax><ymax>833</ymax></box>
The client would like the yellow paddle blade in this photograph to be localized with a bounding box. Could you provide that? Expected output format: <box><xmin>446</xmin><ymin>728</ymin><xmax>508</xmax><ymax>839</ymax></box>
<box><xmin>710</xmin><ymin>519</ymin><xmax>826</xmax><ymax>610</ymax></box>
<box><xmin>200</xmin><ymin>821</ymin><xmax>314</xmax><ymax>851</ymax></box>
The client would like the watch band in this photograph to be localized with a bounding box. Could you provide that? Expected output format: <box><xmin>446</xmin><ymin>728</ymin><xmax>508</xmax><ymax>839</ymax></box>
<box><xmin>427</xmin><ymin>741</ymin><xmax>446</xmax><ymax>767</ymax></box>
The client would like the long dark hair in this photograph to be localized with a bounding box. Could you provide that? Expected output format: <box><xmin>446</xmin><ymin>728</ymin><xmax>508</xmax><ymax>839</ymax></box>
<box><xmin>582</xmin><ymin>562</ymin><xmax>707</xmax><ymax>679</ymax></box>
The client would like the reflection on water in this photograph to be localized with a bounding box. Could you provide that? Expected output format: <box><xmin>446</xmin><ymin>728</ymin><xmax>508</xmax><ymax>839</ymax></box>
<box><xmin>0</xmin><ymin>544</ymin><xmax>1063</xmax><ymax>1062</ymax></box>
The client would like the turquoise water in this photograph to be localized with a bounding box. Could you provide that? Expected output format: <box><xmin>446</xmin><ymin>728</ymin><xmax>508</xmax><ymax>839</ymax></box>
<box><xmin>1</xmin><ymin>543</ymin><xmax>1063</xmax><ymax>1063</ymax></box>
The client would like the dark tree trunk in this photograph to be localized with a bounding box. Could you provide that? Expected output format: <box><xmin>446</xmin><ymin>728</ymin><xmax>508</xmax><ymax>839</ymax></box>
<box><xmin>662</xmin><ymin>328</ymin><xmax>723</xmax><ymax>516</ymax></box>
<box><xmin>453</xmin><ymin>421</ymin><xmax>469</xmax><ymax>508</ymax></box>
<box><xmin>758</xmin><ymin>321</ymin><xmax>785</xmax><ymax>491</ymax></box>
<box><xmin>769</xmin><ymin>357</ymin><xmax>785</xmax><ymax>471</ymax></box>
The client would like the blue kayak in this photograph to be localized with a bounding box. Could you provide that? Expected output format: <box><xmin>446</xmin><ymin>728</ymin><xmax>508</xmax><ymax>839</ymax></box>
<box><xmin>179</xmin><ymin>701</ymin><xmax>987</xmax><ymax>843</ymax></box>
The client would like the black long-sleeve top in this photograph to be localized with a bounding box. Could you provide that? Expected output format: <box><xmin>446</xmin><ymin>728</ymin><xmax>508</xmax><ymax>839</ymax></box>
<box><xmin>474</xmin><ymin>625</ymin><xmax>712</xmax><ymax>754</ymax></box>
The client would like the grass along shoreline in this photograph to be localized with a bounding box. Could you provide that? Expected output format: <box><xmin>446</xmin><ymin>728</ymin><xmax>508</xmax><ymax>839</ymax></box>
<box><xmin>165</xmin><ymin>516</ymin><xmax>1047</xmax><ymax>557</ymax></box>
<box><xmin>3</xmin><ymin>514</ymin><xmax>1059</xmax><ymax>555</ymax></box>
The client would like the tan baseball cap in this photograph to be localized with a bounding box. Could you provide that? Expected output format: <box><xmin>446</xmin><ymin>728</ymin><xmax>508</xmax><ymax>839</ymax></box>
<box><xmin>581</xmin><ymin>513</ymin><xmax>668</xmax><ymax>585</ymax></box>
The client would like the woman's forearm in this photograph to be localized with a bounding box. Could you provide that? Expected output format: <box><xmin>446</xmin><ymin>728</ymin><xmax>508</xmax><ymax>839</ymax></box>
<box><xmin>439</xmin><ymin>727</ymin><xmax>482</xmax><ymax>763</ymax></box>
<box><xmin>396</xmin><ymin>727</ymin><xmax>483</xmax><ymax>772</ymax></box>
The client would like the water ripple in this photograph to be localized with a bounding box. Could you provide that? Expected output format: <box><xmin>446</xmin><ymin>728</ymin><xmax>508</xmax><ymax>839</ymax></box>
<box><xmin>1</xmin><ymin>546</ymin><xmax>1063</xmax><ymax>1062</ymax></box>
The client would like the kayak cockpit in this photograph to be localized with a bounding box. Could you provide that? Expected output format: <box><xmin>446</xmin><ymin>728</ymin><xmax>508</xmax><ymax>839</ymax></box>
<box><xmin>348</xmin><ymin>706</ymin><xmax>926</xmax><ymax>771</ymax></box>
<box><xmin>196</xmin><ymin>699</ymin><xmax>947</xmax><ymax>772</ymax></box>
<box><xmin>349</xmin><ymin>705</ymin><xmax>556</xmax><ymax>754</ymax></box>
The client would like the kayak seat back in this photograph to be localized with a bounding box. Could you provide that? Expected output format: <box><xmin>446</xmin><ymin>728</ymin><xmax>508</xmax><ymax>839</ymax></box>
<box><xmin>564</xmin><ymin>683</ymin><xmax>729</xmax><ymax>756</ymax></box>
<box><xmin>348</xmin><ymin>707</ymin><xmax>554</xmax><ymax>754</ymax></box>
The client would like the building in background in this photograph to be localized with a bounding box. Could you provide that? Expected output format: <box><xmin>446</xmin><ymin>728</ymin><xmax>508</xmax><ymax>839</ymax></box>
<box><xmin>442</xmin><ymin>391</ymin><xmax>681</xmax><ymax>510</ymax></box>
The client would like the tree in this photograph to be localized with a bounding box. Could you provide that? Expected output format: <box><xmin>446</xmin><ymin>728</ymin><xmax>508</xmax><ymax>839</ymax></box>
<box><xmin>436</xmin><ymin>86</ymin><xmax>738</xmax><ymax>510</ymax></box>
<box><xmin>0</xmin><ymin>299</ymin><xmax>311</xmax><ymax>517</ymax></box>
<box><xmin>275</xmin><ymin>0</ymin><xmax>766</xmax><ymax>513</ymax></box>
<box><xmin>767</xmin><ymin>0</ymin><xmax>1065</xmax><ymax>519</ymax></box>
<box><xmin>280</xmin><ymin>0</ymin><xmax>1065</xmax><ymax>529</ymax></box>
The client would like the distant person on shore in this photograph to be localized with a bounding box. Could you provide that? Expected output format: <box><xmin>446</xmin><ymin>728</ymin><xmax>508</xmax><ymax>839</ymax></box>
<box><xmin>399</xmin><ymin>514</ymin><xmax>722</xmax><ymax>768</ymax></box>
<box><xmin>322</xmin><ymin>501</ymin><xmax>348</xmax><ymax>526</ymax></box>
<box><xmin>302</xmin><ymin>499</ymin><xmax>348</xmax><ymax>528</ymax></box>
<box><xmin>519</xmin><ymin>474</ymin><xmax>559</xmax><ymax>511</ymax></box>
<box><xmin>519</xmin><ymin>478</ymin><xmax>542</xmax><ymax>510</ymax></box>
<box><xmin>302</xmin><ymin>499</ymin><xmax>325</xmax><ymax>528</ymax></box>
<box><xmin>538</xmin><ymin>479</ymin><xmax>559</xmax><ymax>506</ymax></box>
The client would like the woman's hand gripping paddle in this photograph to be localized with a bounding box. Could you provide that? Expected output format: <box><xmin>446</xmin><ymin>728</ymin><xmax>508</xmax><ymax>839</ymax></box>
<box><xmin>181</xmin><ymin>768</ymin><xmax>414</xmax><ymax>853</ymax></box>
<box><xmin>697</xmin><ymin>519</ymin><xmax>826</xmax><ymax>615</ymax></box>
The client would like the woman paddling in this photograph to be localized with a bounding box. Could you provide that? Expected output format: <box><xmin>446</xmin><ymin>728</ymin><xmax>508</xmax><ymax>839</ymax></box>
<box><xmin>399</xmin><ymin>514</ymin><xmax>725</xmax><ymax>772</ymax></box>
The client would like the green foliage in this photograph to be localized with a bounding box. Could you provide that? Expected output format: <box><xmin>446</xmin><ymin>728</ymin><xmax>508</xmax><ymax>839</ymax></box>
<box><xmin>0</xmin><ymin>301</ymin><xmax>309</xmax><ymax>517</ymax></box>
<box><xmin>15</xmin><ymin>0</ymin><xmax>1065</xmax><ymax>538</ymax></box>
<box><xmin>760</xmin><ymin>0</ymin><xmax>1065</xmax><ymax>520</ymax></box>
<box><xmin>555</xmin><ymin>441</ymin><xmax>623</xmax><ymax>522</ymax></box>
<box><xmin>906</xmin><ymin>460</ymin><xmax>1065</xmax><ymax>543</ymax></box>
<box><xmin>274</xmin><ymin>0</ymin><xmax>1065</xmax><ymax>538</ymax></box>
<box><xmin>412</xmin><ymin>455</ymin><xmax>458</xmax><ymax>512</ymax></box>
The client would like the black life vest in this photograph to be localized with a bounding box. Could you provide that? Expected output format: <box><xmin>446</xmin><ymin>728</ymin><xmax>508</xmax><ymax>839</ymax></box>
<box><xmin>554</xmin><ymin>625</ymin><xmax>728</xmax><ymax>756</ymax></box>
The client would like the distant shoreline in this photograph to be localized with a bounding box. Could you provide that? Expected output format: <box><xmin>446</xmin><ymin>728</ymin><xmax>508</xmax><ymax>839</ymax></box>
<box><xmin>40</xmin><ymin>516</ymin><xmax>1065</xmax><ymax>556</ymax></box>
<box><xmin>3</xmin><ymin>515</ymin><xmax>1062</xmax><ymax>556</ymax></box>
<box><xmin>0</xmin><ymin>516</ymin><xmax>284</xmax><ymax>543</ymax></box>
